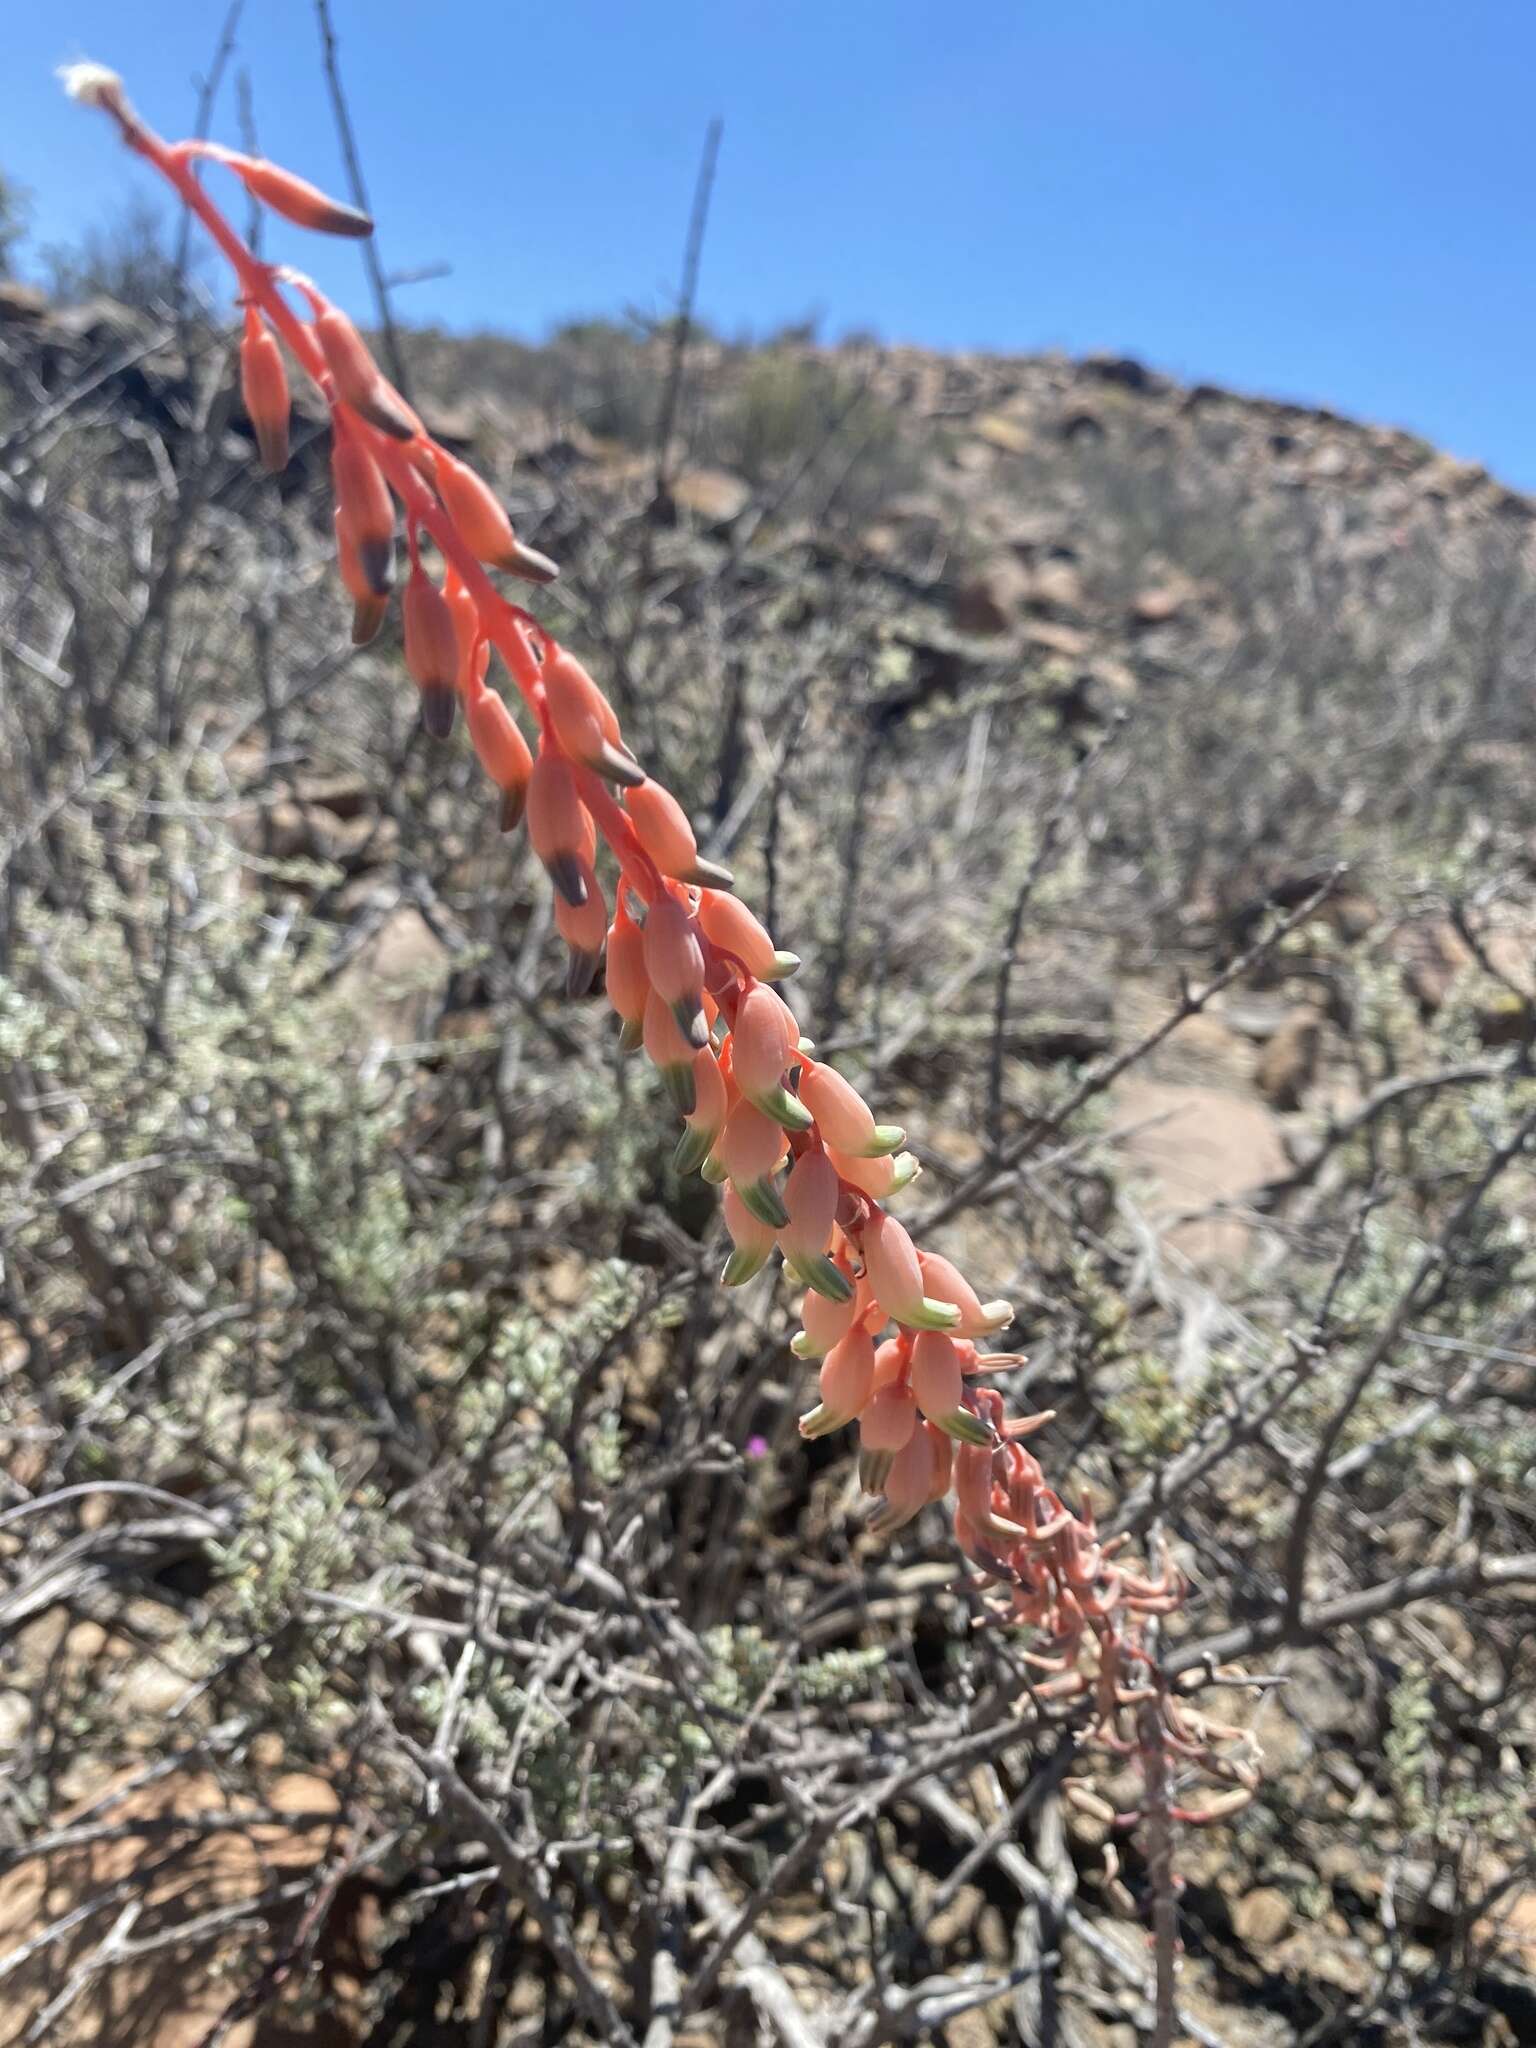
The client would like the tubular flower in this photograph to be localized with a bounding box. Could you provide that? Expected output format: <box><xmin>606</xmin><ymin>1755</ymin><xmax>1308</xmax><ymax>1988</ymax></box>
<box><xmin>240</xmin><ymin>307</ymin><xmax>289</xmax><ymax>472</ymax></box>
<box><xmin>433</xmin><ymin>450</ymin><xmax>557</xmax><ymax>582</ymax></box>
<box><xmin>696</xmin><ymin>888</ymin><xmax>797</xmax><ymax>980</ymax></box>
<box><xmin>625</xmin><ymin>782</ymin><xmax>733</xmax><ymax>888</ymax></box>
<box><xmin>642</xmin><ymin>892</ymin><xmax>708</xmax><ymax>1049</ymax></box>
<box><xmin>334</xmin><ymin>512</ymin><xmax>388</xmax><ymax>647</ymax></box>
<box><xmin>717</xmin><ymin>1100</ymin><xmax>789</xmax><ymax>1228</ymax></box>
<box><xmin>797</xmin><ymin>1061</ymin><xmax>904</xmax><ymax>1159</ymax></box>
<box><xmin>730</xmin><ymin>984</ymin><xmax>810</xmax><ymax>1129</ymax></box>
<box><xmin>331</xmin><ymin>426</ymin><xmax>394</xmax><ymax>598</ymax></box>
<box><xmin>84</xmin><ymin>75</ymin><xmax>1256</xmax><ymax>1853</ymax></box>
<box><xmin>402</xmin><ymin>561</ymin><xmax>461</xmax><ymax>737</ymax></box>
<box><xmin>527</xmin><ymin>748</ymin><xmax>596</xmax><ymax>907</ymax></box>
<box><xmin>542</xmin><ymin>649</ymin><xmax>642</xmax><ymax>787</ymax></box>
<box><xmin>313</xmin><ymin>301</ymin><xmax>418</xmax><ymax>439</ymax></box>
<box><xmin>800</xmin><ymin>1327</ymin><xmax>876</xmax><ymax>1437</ymax></box>
<box><xmin>861</xmin><ymin>1211</ymin><xmax>962</xmax><ymax>1333</ymax></box>
<box><xmin>779</xmin><ymin>1150</ymin><xmax>849</xmax><ymax>1299</ymax></box>
<box><xmin>604</xmin><ymin>903</ymin><xmax>650</xmax><ymax>1051</ymax></box>
<box><xmin>917</xmin><ymin>1250</ymin><xmax>1013</xmax><ymax>1337</ymax></box>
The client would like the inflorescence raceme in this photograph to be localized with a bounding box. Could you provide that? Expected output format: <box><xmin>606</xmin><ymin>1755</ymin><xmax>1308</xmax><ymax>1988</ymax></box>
<box><xmin>65</xmin><ymin>63</ymin><xmax>1256</xmax><ymax>1830</ymax></box>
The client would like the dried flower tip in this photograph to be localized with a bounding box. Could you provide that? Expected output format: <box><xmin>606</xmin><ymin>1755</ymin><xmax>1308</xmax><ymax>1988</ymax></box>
<box><xmin>506</xmin><ymin>538</ymin><xmax>560</xmax><ymax>584</ymax></box>
<box><xmin>859</xmin><ymin>1447</ymin><xmax>896</xmax><ymax>1494</ymax></box>
<box><xmin>418</xmin><ymin>683</ymin><xmax>456</xmax><ymax>740</ymax></box>
<box><xmin>236</xmin><ymin>157</ymin><xmax>373</xmax><ymax>237</ymax></box>
<box><xmin>315</xmin><ymin>303</ymin><xmax>417</xmax><ymax>438</ymax></box>
<box><xmin>555</xmin><ymin>863</ymin><xmax>607</xmax><ymax>994</ymax></box>
<box><xmin>60</xmin><ymin>62</ymin><xmax>126</xmax><ymax>111</ymax></box>
<box><xmin>240</xmin><ymin>308</ymin><xmax>290</xmax><ymax>472</ymax></box>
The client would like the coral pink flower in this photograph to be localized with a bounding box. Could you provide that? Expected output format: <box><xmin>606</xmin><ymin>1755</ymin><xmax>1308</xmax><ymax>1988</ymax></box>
<box><xmin>717</xmin><ymin>1100</ymin><xmax>789</xmax><ymax>1227</ymax></box>
<box><xmin>542</xmin><ymin>649</ymin><xmax>642</xmax><ymax>787</ymax></box>
<box><xmin>625</xmin><ymin>783</ymin><xmax>732</xmax><ymax>889</ymax></box>
<box><xmin>465</xmin><ymin>687</ymin><xmax>534</xmax><ymax>831</ymax></box>
<box><xmin>402</xmin><ymin>562</ymin><xmax>460</xmax><ymax>737</ymax></box>
<box><xmin>643</xmin><ymin>989</ymin><xmax>702</xmax><ymax>1112</ymax></box>
<box><xmin>331</xmin><ymin>427</ymin><xmax>394</xmax><ymax>598</ymax></box>
<box><xmin>778</xmin><ymin>1151</ymin><xmax>850</xmax><ymax>1300</ymax></box>
<box><xmin>675</xmin><ymin>1045</ymin><xmax>728</xmax><ymax>1174</ymax></box>
<box><xmin>731</xmin><ymin>986</ymin><xmax>810</xmax><ymax>1130</ymax></box>
<box><xmin>909</xmin><ymin>1331</ymin><xmax>991</xmax><ymax>1443</ymax></box>
<box><xmin>857</xmin><ymin>1381</ymin><xmax>918</xmax><ymax>1492</ymax></box>
<box><xmin>791</xmin><ymin>1270</ymin><xmax>863</xmax><ymax>1358</ymax></box>
<box><xmin>642</xmin><ymin>892</ymin><xmax>708</xmax><ymax>1048</ymax></box>
<box><xmin>861</xmin><ymin>1212</ymin><xmax>961</xmax><ymax>1333</ymax></box>
<box><xmin>432</xmin><ymin>450</ymin><xmax>557</xmax><ymax>582</ymax></box>
<box><xmin>313</xmin><ymin>301</ymin><xmax>417</xmax><ymax>439</ymax></box>
<box><xmin>333</xmin><ymin>512</ymin><xmax>387</xmax><ymax>647</ymax></box>
<box><xmin>235</xmin><ymin>155</ymin><xmax>373</xmax><ymax>237</ymax></box>
<box><xmin>826</xmin><ymin>1146</ymin><xmax>920</xmax><ymax>1200</ymax></box>
<box><xmin>917</xmin><ymin>1251</ymin><xmax>1013</xmax><ymax>1337</ymax></box>
<box><xmin>797</xmin><ymin>1062</ymin><xmax>904</xmax><ymax>1159</ymax></box>
<box><xmin>527</xmin><ymin>748</ymin><xmax>597</xmax><ymax>907</ymax></box>
<box><xmin>604</xmin><ymin>904</ymin><xmax>649</xmax><ymax>1050</ymax></box>
<box><xmin>800</xmin><ymin>1327</ymin><xmax>876</xmax><ymax>1437</ymax></box>
<box><xmin>239</xmin><ymin>308</ymin><xmax>289</xmax><ymax>473</ymax></box>
<box><xmin>696</xmin><ymin>889</ymin><xmax>798</xmax><ymax>981</ymax></box>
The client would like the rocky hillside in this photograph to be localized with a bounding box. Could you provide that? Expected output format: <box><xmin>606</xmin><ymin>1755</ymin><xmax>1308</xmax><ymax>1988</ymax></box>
<box><xmin>3</xmin><ymin>282</ymin><xmax>1536</xmax><ymax>2046</ymax></box>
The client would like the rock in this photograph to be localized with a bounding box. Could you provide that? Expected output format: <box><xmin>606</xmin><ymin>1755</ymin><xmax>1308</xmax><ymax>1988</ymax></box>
<box><xmin>1115</xmin><ymin>1078</ymin><xmax>1289</xmax><ymax>1268</ymax></box>
<box><xmin>970</xmin><ymin>410</ymin><xmax>1032</xmax><ymax>455</ymax></box>
<box><xmin>1255</xmin><ymin>1009</ymin><xmax>1321</xmax><ymax>1109</ymax></box>
<box><xmin>1398</xmin><ymin>917</ymin><xmax>1473</xmax><ymax>1015</ymax></box>
<box><xmin>1130</xmin><ymin>576</ymin><xmax>1199</xmax><ymax>626</ymax></box>
<box><xmin>1233</xmin><ymin>1887</ymin><xmax>1294</xmax><ymax>1946</ymax></box>
<box><xmin>669</xmin><ymin>467</ymin><xmax>752</xmax><ymax>526</ymax></box>
<box><xmin>0</xmin><ymin>281</ymin><xmax>48</xmax><ymax>323</ymax></box>
<box><xmin>334</xmin><ymin>906</ymin><xmax>448</xmax><ymax>1046</ymax></box>
<box><xmin>951</xmin><ymin>558</ymin><xmax>1030</xmax><ymax>635</ymax></box>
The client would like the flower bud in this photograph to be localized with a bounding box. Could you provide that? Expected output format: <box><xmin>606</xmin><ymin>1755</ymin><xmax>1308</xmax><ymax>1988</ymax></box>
<box><xmin>542</xmin><ymin>648</ymin><xmax>642</xmax><ymax>786</ymax></box>
<box><xmin>731</xmin><ymin>985</ymin><xmax>811</xmax><ymax>1129</ymax></box>
<box><xmin>917</xmin><ymin>1251</ymin><xmax>1013</xmax><ymax>1337</ymax></box>
<box><xmin>800</xmin><ymin>1327</ymin><xmax>876</xmax><ymax>1436</ymax></box>
<box><xmin>434</xmin><ymin>451</ymin><xmax>535</xmax><ymax>574</ymax></box>
<box><xmin>605</xmin><ymin>904</ymin><xmax>649</xmax><ymax>1049</ymax></box>
<box><xmin>910</xmin><ymin>1331</ymin><xmax>991</xmax><ymax>1443</ymax></box>
<box><xmin>466</xmin><ymin>688</ymin><xmax>533</xmax><ymax>829</ymax></box>
<box><xmin>236</xmin><ymin>157</ymin><xmax>373</xmax><ymax>237</ymax></box>
<box><xmin>857</xmin><ymin>1382</ymin><xmax>918</xmax><ymax>1492</ymax></box>
<box><xmin>314</xmin><ymin>302</ymin><xmax>418</xmax><ymax>438</ymax></box>
<box><xmin>695</xmin><ymin>888</ymin><xmax>796</xmax><ymax>979</ymax></box>
<box><xmin>791</xmin><ymin>1271</ymin><xmax>861</xmax><ymax>1358</ymax></box>
<box><xmin>626</xmin><ymin>782</ymin><xmax>732</xmax><ymax>889</ymax></box>
<box><xmin>527</xmin><ymin>749</ymin><xmax>597</xmax><ymax>906</ymax></box>
<box><xmin>331</xmin><ymin>429</ymin><xmax>394</xmax><ymax>597</ymax></box>
<box><xmin>798</xmin><ymin>1061</ymin><xmax>904</xmax><ymax>1159</ymax></box>
<box><xmin>779</xmin><ymin>1151</ymin><xmax>850</xmax><ymax>1300</ymax></box>
<box><xmin>863</xmin><ymin>1211</ymin><xmax>960</xmax><ymax>1333</ymax></box>
<box><xmin>240</xmin><ymin>307</ymin><xmax>289</xmax><ymax>472</ymax></box>
<box><xmin>334</xmin><ymin>512</ymin><xmax>388</xmax><ymax>645</ymax></box>
<box><xmin>869</xmin><ymin>1422</ymin><xmax>946</xmax><ymax>1538</ymax></box>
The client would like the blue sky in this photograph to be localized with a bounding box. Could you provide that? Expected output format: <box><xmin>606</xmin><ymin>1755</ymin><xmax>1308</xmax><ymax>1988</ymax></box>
<box><xmin>9</xmin><ymin>2</ymin><xmax>1536</xmax><ymax>484</ymax></box>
